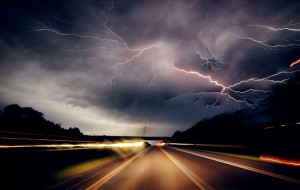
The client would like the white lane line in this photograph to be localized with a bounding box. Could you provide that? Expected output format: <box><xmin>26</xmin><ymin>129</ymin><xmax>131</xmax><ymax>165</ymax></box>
<box><xmin>161</xmin><ymin>148</ymin><xmax>214</xmax><ymax>190</ymax></box>
<box><xmin>86</xmin><ymin>149</ymin><xmax>148</xmax><ymax>190</ymax></box>
<box><xmin>171</xmin><ymin>147</ymin><xmax>300</xmax><ymax>185</ymax></box>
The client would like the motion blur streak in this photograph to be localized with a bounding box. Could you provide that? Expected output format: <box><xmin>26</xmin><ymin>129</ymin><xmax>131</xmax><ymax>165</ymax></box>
<box><xmin>156</xmin><ymin>142</ymin><xmax>165</xmax><ymax>147</ymax></box>
<box><xmin>290</xmin><ymin>58</ymin><xmax>300</xmax><ymax>67</ymax></box>
<box><xmin>161</xmin><ymin>149</ymin><xmax>213</xmax><ymax>190</ymax></box>
<box><xmin>0</xmin><ymin>142</ymin><xmax>145</xmax><ymax>149</ymax></box>
<box><xmin>172</xmin><ymin>147</ymin><xmax>300</xmax><ymax>185</ymax></box>
<box><xmin>0</xmin><ymin>137</ymin><xmax>93</xmax><ymax>143</ymax></box>
<box><xmin>86</xmin><ymin>149</ymin><xmax>147</xmax><ymax>190</ymax></box>
<box><xmin>166</xmin><ymin>143</ymin><xmax>248</xmax><ymax>148</ymax></box>
<box><xmin>56</xmin><ymin>156</ymin><xmax>117</xmax><ymax>180</ymax></box>
<box><xmin>260</xmin><ymin>155</ymin><xmax>300</xmax><ymax>166</ymax></box>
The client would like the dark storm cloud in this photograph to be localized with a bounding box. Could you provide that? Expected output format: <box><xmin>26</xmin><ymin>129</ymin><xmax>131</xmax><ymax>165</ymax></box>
<box><xmin>1</xmin><ymin>0</ymin><xmax>300</xmax><ymax>136</ymax></box>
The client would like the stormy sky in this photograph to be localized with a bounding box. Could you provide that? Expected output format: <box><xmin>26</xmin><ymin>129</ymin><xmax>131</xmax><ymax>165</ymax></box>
<box><xmin>1</xmin><ymin>0</ymin><xmax>300</xmax><ymax>136</ymax></box>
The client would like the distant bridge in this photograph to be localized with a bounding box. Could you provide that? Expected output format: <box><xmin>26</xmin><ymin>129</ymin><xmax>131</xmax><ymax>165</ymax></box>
<box><xmin>88</xmin><ymin>135</ymin><xmax>171</xmax><ymax>141</ymax></box>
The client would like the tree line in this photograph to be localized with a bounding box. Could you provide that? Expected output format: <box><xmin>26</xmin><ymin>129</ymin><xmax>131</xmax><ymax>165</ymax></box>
<box><xmin>0</xmin><ymin>104</ymin><xmax>83</xmax><ymax>136</ymax></box>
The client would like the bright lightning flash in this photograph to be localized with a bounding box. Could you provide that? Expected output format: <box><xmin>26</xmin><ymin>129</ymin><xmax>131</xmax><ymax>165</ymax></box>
<box><xmin>33</xmin><ymin>1</ymin><xmax>300</xmax><ymax>110</ymax></box>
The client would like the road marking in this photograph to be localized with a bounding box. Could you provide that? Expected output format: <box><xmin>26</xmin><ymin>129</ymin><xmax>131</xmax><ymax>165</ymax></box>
<box><xmin>86</xmin><ymin>149</ymin><xmax>148</xmax><ymax>190</ymax></box>
<box><xmin>171</xmin><ymin>147</ymin><xmax>300</xmax><ymax>185</ymax></box>
<box><xmin>161</xmin><ymin>148</ymin><xmax>214</xmax><ymax>190</ymax></box>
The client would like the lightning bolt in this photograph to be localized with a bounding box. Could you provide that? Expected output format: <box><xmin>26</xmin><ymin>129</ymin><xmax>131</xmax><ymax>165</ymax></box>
<box><xmin>173</xmin><ymin>63</ymin><xmax>226</xmax><ymax>92</ymax></box>
<box><xmin>34</xmin><ymin>23</ymin><xmax>122</xmax><ymax>45</ymax></box>
<box><xmin>227</xmin><ymin>70</ymin><xmax>299</xmax><ymax>89</ymax></box>
<box><xmin>169</xmin><ymin>57</ymin><xmax>299</xmax><ymax>109</ymax></box>
<box><xmin>233</xmin><ymin>34</ymin><xmax>300</xmax><ymax>51</ymax></box>
<box><xmin>34</xmin><ymin>0</ymin><xmax>161</xmax><ymax>88</ymax></box>
<box><xmin>109</xmin><ymin>42</ymin><xmax>161</xmax><ymax>86</ymax></box>
<box><xmin>33</xmin><ymin>0</ymin><xmax>300</xmax><ymax>111</ymax></box>
<box><xmin>194</xmin><ymin>34</ymin><xmax>226</xmax><ymax>73</ymax></box>
<box><xmin>195</xmin><ymin>50</ymin><xmax>223</xmax><ymax>72</ymax></box>
<box><xmin>248</xmin><ymin>24</ymin><xmax>300</xmax><ymax>32</ymax></box>
<box><xmin>242</xmin><ymin>23</ymin><xmax>300</xmax><ymax>68</ymax></box>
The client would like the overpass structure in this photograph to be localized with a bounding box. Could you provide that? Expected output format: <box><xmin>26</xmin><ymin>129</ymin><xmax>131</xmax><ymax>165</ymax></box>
<box><xmin>88</xmin><ymin>135</ymin><xmax>171</xmax><ymax>141</ymax></box>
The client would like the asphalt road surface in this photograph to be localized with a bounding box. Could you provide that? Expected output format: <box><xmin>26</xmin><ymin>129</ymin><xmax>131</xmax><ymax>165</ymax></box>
<box><xmin>49</xmin><ymin>146</ymin><xmax>300</xmax><ymax>190</ymax></box>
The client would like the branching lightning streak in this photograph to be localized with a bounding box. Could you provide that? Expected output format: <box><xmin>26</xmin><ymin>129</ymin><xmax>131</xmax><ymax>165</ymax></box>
<box><xmin>233</xmin><ymin>34</ymin><xmax>300</xmax><ymax>50</ymax></box>
<box><xmin>34</xmin><ymin>23</ymin><xmax>121</xmax><ymax>44</ymax></box>
<box><xmin>195</xmin><ymin>35</ymin><xmax>226</xmax><ymax>72</ymax></box>
<box><xmin>195</xmin><ymin>50</ymin><xmax>223</xmax><ymax>72</ymax></box>
<box><xmin>34</xmin><ymin>0</ymin><xmax>161</xmax><ymax>87</ymax></box>
<box><xmin>170</xmin><ymin>59</ymin><xmax>298</xmax><ymax>108</ymax></box>
<box><xmin>248</xmin><ymin>24</ymin><xmax>300</xmax><ymax>32</ymax></box>
<box><xmin>248</xmin><ymin>23</ymin><xmax>300</xmax><ymax>68</ymax></box>
<box><xmin>234</xmin><ymin>22</ymin><xmax>300</xmax><ymax>51</ymax></box>
<box><xmin>33</xmin><ymin>0</ymin><xmax>300</xmax><ymax>110</ymax></box>
<box><xmin>188</xmin><ymin>22</ymin><xmax>298</xmax><ymax>107</ymax></box>
<box><xmin>93</xmin><ymin>0</ymin><xmax>162</xmax><ymax>86</ymax></box>
<box><xmin>173</xmin><ymin>63</ymin><xmax>226</xmax><ymax>92</ymax></box>
<box><xmin>227</xmin><ymin>70</ymin><xmax>299</xmax><ymax>89</ymax></box>
<box><xmin>109</xmin><ymin>42</ymin><xmax>161</xmax><ymax>86</ymax></box>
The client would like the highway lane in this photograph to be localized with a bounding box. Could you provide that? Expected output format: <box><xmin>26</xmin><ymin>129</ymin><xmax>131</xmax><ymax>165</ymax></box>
<box><xmin>50</xmin><ymin>146</ymin><xmax>300</xmax><ymax>190</ymax></box>
<box><xmin>164</xmin><ymin>147</ymin><xmax>300</xmax><ymax>189</ymax></box>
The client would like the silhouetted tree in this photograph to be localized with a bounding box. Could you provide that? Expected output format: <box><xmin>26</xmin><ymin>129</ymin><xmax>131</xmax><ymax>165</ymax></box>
<box><xmin>0</xmin><ymin>104</ymin><xmax>83</xmax><ymax>137</ymax></box>
<box><xmin>67</xmin><ymin>127</ymin><xmax>83</xmax><ymax>136</ymax></box>
<box><xmin>22</xmin><ymin>107</ymin><xmax>44</xmax><ymax>119</ymax></box>
<box><xmin>2</xmin><ymin>104</ymin><xmax>22</xmax><ymax>130</ymax></box>
<box><xmin>172</xmin><ymin>131</ymin><xmax>182</xmax><ymax>140</ymax></box>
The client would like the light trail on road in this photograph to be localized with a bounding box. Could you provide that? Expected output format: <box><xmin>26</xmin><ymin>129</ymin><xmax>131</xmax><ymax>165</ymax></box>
<box><xmin>171</xmin><ymin>147</ymin><xmax>300</xmax><ymax>185</ymax></box>
<box><xmin>86</xmin><ymin>148</ymin><xmax>148</xmax><ymax>190</ymax></box>
<box><xmin>10</xmin><ymin>146</ymin><xmax>299</xmax><ymax>190</ymax></box>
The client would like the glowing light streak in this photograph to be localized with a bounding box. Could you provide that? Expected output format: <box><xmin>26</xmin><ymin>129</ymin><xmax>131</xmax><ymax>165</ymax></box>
<box><xmin>86</xmin><ymin>148</ymin><xmax>147</xmax><ymax>190</ymax></box>
<box><xmin>260</xmin><ymin>155</ymin><xmax>300</xmax><ymax>167</ymax></box>
<box><xmin>0</xmin><ymin>136</ymin><xmax>93</xmax><ymax>143</ymax></box>
<box><xmin>155</xmin><ymin>142</ymin><xmax>165</xmax><ymax>147</ymax></box>
<box><xmin>167</xmin><ymin>143</ymin><xmax>248</xmax><ymax>148</ymax></box>
<box><xmin>290</xmin><ymin>58</ymin><xmax>300</xmax><ymax>67</ymax></box>
<box><xmin>173</xmin><ymin>147</ymin><xmax>300</xmax><ymax>184</ymax></box>
<box><xmin>0</xmin><ymin>142</ymin><xmax>145</xmax><ymax>149</ymax></box>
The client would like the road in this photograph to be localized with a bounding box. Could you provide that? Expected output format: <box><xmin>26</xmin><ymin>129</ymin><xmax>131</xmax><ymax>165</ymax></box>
<box><xmin>49</xmin><ymin>146</ymin><xmax>300</xmax><ymax>190</ymax></box>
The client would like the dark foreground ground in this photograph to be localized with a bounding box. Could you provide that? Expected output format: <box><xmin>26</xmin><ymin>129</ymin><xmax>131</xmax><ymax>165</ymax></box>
<box><xmin>0</xmin><ymin>147</ymin><xmax>120</xmax><ymax>189</ymax></box>
<box><xmin>1</xmin><ymin>145</ymin><xmax>300</xmax><ymax>190</ymax></box>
